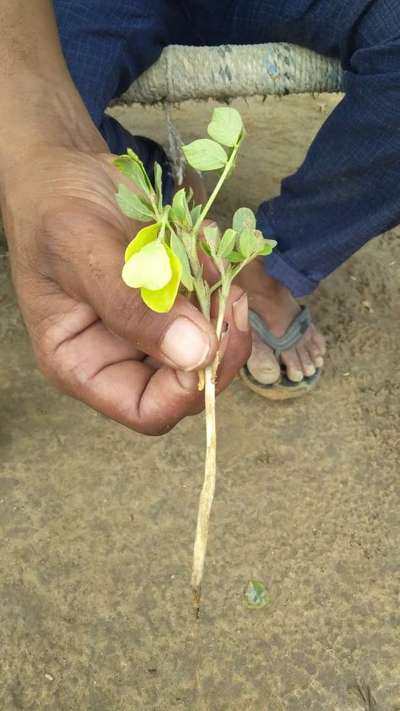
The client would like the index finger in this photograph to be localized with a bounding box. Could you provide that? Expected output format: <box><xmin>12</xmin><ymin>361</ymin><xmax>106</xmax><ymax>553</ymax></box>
<box><xmin>27</xmin><ymin>281</ymin><xmax>206</xmax><ymax>434</ymax></box>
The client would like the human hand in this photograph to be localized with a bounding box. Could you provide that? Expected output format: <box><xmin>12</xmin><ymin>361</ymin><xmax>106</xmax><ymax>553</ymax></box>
<box><xmin>2</xmin><ymin>146</ymin><xmax>250</xmax><ymax>434</ymax></box>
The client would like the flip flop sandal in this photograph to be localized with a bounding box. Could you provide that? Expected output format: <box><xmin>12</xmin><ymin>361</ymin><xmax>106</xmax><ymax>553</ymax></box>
<box><xmin>240</xmin><ymin>306</ymin><xmax>321</xmax><ymax>401</ymax></box>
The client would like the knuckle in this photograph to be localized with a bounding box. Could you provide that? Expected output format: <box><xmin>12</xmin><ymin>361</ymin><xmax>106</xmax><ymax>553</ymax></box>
<box><xmin>122</xmin><ymin>405</ymin><xmax>174</xmax><ymax>436</ymax></box>
<box><xmin>35</xmin><ymin>348</ymin><xmax>66</xmax><ymax>391</ymax></box>
<box><xmin>106</xmin><ymin>291</ymin><xmax>163</xmax><ymax>351</ymax></box>
<box><xmin>135</xmin><ymin>400</ymin><xmax>184</xmax><ymax>437</ymax></box>
<box><xmin>34</xmin><ymin>334</ymin><xmax>82</xmax><ymax>395</ymax></box>
<box><xmin>138</xmin><ymin>421</ymin><xmax>175</xmax><ymax>437</ymax></box>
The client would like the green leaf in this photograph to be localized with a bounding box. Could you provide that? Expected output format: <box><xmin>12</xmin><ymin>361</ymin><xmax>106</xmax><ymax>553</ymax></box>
<box><xmin>226</xmin><ymin>250</ymin><xmax>244</xmax><ymax>263</ymax></box>
<box><xmin>124</xmin><ymin>223</ymin><xmax>160</xmax><ymax>263</ymax></box>
<box><xmin>258</xmin><ymin>242</ymin><xmax>274</xmax><ymax>256</ymax></box>
<box><xmin>244</xmin><ymin>580</ymin><xmax>271</xmax><ymax>609</ymax></box>
<box><xmin>207</xmin><ymin>107</ymin><xmax>243</xmax><ymax>147</ymax></box>
<box><xmin>116</xmin><ymin>184</ymin><xmax>155</xmax><ymax>222</ymax></box>
<box><xmin>182</xmin><ymin>139</ymin><xmax>227</xmax><ymax>172</ymax></box>
<box><xmin>191</xmin><ymin>204</ymin><xmax>203</xmax><ymax>225</ymax></box>
<box><xmin>122</xmin><ymin>241</ymin><xmax>172</xmax><ymax>290</ymax></box>
<box><xmin>127</xmin><ymin>148</ymin><xmax>152</xmax><ymax>186</ymax></box>
<box><xmin>170</xmin><ymin>233</ymin><xmax>194</xmax><ymax>291</ymax></box>
<box><xmin>170</xmin><ymin>188</ymin><xmax>192</xmax><ymax>228</ymax></box>
<box><xmin>239</xmin><ymin>228</ymin><xmax>258</xmax><ymax>258</ymax></box>
<box><xmin>232</xmin><ymin>207</ymin><xmax>257</xmax><ymax>233</ymax></box>
<box><xmin>217</xmin><ymin>228</ymin><xmax>236</xmax><ymax>258</ymax></box>
<box><xmin>203</xmin><ymin>224</ymin><xmax>220</xmax><ymax>255</ymax></box>
<box><xmin>114</xmin><ymin>152</ymin><xmax>152</xmax><ymax>196</ymax></box>
<box><xmin>141</xmin><ymin>245</ymin><xmax>182</xmax><ymax>313</ymax></box>
<box><xmin>199</xmin><ymin>241</ymin><xmax>211</xmax><ymax>257</ymax></box>
<box><xmin>154</xmin><ymin>162</ymin><xmax>163</xmax><ymax>210</ymax></box>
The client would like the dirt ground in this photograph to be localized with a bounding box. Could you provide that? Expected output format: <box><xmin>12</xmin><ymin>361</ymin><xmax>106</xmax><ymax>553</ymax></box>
<box><xmin>1</xmin><ymin>95</ymin><xmax>400</xmax><ymax>711</ymax></box>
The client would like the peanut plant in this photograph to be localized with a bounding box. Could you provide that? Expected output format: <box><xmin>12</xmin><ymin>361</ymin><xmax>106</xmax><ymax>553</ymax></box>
<box><xmin>114</xmin><ymin>107</ymin><xmax>276</xmax><ymax>616</ymax></box>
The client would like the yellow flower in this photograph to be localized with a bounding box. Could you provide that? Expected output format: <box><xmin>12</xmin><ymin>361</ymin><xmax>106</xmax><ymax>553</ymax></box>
<box><xmin>122</xmin><ymin>223</ymin><xmax>182</xmax><ymax>313</ymax></box>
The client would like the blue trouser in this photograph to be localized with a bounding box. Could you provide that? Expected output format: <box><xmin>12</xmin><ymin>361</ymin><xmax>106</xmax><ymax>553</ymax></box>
<box><xmin>54</xmin><ymin>0</ymin><xmax>400</xmax><ymax>296</ymax></box>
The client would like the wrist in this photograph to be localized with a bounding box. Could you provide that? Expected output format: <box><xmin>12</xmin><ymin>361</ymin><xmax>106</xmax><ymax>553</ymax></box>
<box><xmin>0</xmin><ymin>71</ymin><xmax>106</xmax><ymax>179</ymax></box>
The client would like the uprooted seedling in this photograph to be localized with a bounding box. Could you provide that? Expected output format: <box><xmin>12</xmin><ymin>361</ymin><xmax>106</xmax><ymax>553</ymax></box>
<box><xmin>114</xmin><ymin>107</ymin><xmax>276</xmax><ymax>616</ymax></box>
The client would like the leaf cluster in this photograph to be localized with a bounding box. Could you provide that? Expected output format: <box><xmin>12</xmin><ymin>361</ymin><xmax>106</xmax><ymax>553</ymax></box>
<box><xmin>113</xmin><ymin>107</ymin><xmax>276</xmax><ymax>314</ymax></box>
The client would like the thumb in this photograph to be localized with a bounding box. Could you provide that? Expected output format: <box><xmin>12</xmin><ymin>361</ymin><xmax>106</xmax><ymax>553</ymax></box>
<box><xmin>53</xmin><ymin>211</ymin><xmax>219</xmax><ymax>371</ymax></box>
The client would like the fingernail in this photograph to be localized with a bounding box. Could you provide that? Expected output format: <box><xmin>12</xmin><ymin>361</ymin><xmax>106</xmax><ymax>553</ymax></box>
<box><xmin>232</xmin><ymin>293</ymin><xmax>249</xmax><ymax>332</ymax></box>
<box><xmin>315</xmin><ymin>356</ymin><xmax>324</xmax><ymax>368</ymax></box>
<box><xmin>161</xmin><ymin>317</ymin><xmax>210</xmax><ymax>370</ymax></box>
<box><xmin>175</xmin><ymin>369</ymin><xmax>199</xmax><ymax>391</ymax></box>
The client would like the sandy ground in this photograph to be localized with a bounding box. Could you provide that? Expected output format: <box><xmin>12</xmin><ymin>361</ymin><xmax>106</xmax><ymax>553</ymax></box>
<box><xmin>1</xmin><ymin>95</ymin><xmax>400</xmax><ymax>711</ymax></box>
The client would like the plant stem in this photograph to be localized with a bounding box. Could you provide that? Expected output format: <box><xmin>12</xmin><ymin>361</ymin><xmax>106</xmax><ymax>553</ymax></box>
<box><xmin>193</xmin><ymin>142</ymin><xmax>241</xmax><ymax>234</ymax></box>
<box><xmin>192</xmin><ymin>362</ymin><xmax>217</xmax><ymax>617</ymax></box>
<box><xmin>191</xmin><ymin>291</ymin><xmax>227</xmax><ymax>617</ymax></box>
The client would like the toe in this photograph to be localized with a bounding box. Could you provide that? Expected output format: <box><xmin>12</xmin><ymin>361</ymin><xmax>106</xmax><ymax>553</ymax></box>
<box><xmin>310</xmin><ymin>326</ymin><xmax>327</xmax><ymax>357</ymax></box>
<box><xmin>280</xmin><ymin>349</ymin><xmax>304</xmax><ymax>383</ymax></box>
<box><xmin>307</xmin><ymin>343</ymin><xmax>324</xmax><ymax>369</ymax></box>
<box><xmin>297</xmin><ymin>344</ymin><xmax>316</xmax><ymax>378</ymax></box>
<box><xmin>307</xmin><ymin>337</ymin><xmax>324</xmax><ymax>366</ymax></box>
<box><xmin>247</xmin><ymin>331</ymin><xmax>281</xmax><ymax>384</ymax></box>
<box><xmin>304</xmin><ymin>324</ymin><xmax>326</xmax><ymax>367</ymax></box>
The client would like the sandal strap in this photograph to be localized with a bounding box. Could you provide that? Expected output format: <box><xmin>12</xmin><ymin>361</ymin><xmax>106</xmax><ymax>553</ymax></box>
<box><xmin>249</xmin><ymin>305</ymin><xmax>312</xmax><ymax>355</ymax></box>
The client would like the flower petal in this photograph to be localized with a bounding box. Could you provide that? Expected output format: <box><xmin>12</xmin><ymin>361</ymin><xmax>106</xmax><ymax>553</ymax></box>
<box><xmin>122</xmin><ymin>241</ymin><xmax>172</xmax><ymax>291</ymax></box>
<box><xmin>141</xmin><ymin>245</ymin><xmax>182</xmax><ymax>313</ymax></box>
<box><xmin>124</xmin><ymin>222</ymin><xmax>160</xmax><ymax>263</ymax></box>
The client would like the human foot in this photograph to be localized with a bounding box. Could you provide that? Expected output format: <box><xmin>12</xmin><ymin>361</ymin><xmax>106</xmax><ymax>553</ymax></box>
<box><xmin>236</xmin><ymin>259</ymin><xmax>326</xmax><ymax>387</ymax></box>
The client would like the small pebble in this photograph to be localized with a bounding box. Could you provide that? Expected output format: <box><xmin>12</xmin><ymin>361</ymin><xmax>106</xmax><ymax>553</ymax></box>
<box><xmin>362</xmin><ymin>300</ymin><xmax>374</xmax><ymax>313</ymax></box>
<box><xmin>44</xmin><ymin>673</ymin><xmax>54</xmax><ymax>682</ymax></box>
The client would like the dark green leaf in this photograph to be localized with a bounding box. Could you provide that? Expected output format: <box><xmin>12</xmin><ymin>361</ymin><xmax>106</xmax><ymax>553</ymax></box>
<box><xmin>182</xmin><ymin>139</ymin><xmax>227</xmax><ymax>171</ymax></box>
<box><xmin>233</xmin><ymin>207</ymin><xmax>257</xmax><ymax>233</ymax></box>
<box><xmin>208</xmin><ymin>107</ymin><xmax>243</xmax><ymax>147</ymax></box>
<box><xmin>116</xmin><ymin>184</ymin><xmax>155</xmax><ymax>222</ymax></box>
